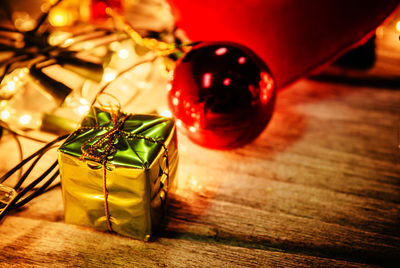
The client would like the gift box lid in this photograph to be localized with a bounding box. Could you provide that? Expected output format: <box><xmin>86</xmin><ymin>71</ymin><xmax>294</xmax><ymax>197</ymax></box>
<box><xmin>58</xmin><ymin>107</ymin><xmax>176</xmax><ymax>169</ymax></box>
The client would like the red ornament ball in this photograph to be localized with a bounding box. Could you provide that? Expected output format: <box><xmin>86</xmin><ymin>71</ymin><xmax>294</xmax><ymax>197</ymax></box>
<box><xmin>168</xmin><ymin>42</ymin><xmax>276</xmax><ymax>149</ymax></box>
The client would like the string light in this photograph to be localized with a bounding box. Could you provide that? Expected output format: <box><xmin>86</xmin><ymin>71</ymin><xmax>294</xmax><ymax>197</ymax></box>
<box><xmin>0</xmin><ymin>68</ymin><xmax>29</xmax><ymax>99</ymax></box>
<box><xmin>48</xmin><ymin>31</ymin><xmax>72</xmax><ymax>46</ymax></box>
<box><xmin>1</xmin><ymin>110</ymin><xmax>10</xmax><ymax>121</ymax></box>
<box><xmin>64</xmin><ymin>94</ymin><xmax>90</xmax><ymax>117</ymax></box>
<box><xmin>118</xmin><ymin>49</ymin><xmax>129</xmax><ymax>59</ymax></box>
<box><xmin>396</xmin><ymin>21</ymin><xmax>400</xmax><ymax>32</ymax></box>
<box><xmin>18</xmin><ymin>114</ymin><xmax>32</xmax><ymax>125</ymax></box>
<box><xmin>48</xmin><ymin>4</ymin><xmax>78</xmax><ymax>27</ymax></box>
<box><xmin>6</xmin><ymin>81</ymin><xmax>16</xmax><ymax>92</ymax></box>
<box><xmin>0</xmin><ymin>184</ymin><xmax>17</xmax><ymax>213</ymax></box>
<box><xmin>103</xmin><ymin>68</ymin><xmax>117</xmax><ymax>82</ymax></box>
<box><xmin>160</xmin><ymin>110</ymin><xmax>172</xmax><ymax>118</ymax></box>
<box><xmin>13</xmin><ymin>12</ymin><xmax>36</xmax><ymax>31</ymax></box>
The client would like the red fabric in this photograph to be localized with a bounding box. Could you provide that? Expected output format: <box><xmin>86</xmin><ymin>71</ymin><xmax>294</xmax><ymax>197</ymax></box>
<box><xmin>168</xmin><ymin>0</ymin><xmax>399</xmax><ymax>89</ymax></box>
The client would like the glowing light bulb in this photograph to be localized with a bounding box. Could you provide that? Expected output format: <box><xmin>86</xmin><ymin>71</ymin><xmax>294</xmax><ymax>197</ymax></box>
<box><xmin>54</xmin><ymin>14</ymin><xmax>65</xmax><ymax>25</ymax></box>
<box><xmin>0</xmin><ymin>184</ymin><xmax>17</xmax><ymax>212</ymax></box>
<box><xmin>77</xmin><ymin>103</ymin><xmax>90</xmax><ymax>116</ymax></box>
<box><xmin>160</xmin><ymin>110</ymin><xmax>172</xmax><ymax>118</ymax></box>
<box><xmin>18</xmin><ymin>68</ymin><xmax>28</xmax><ymax>78</ymax></box>
<box><xmin>223</xmin><ymin>78</ymin><xmax>231</xmax><ymax>86</ymax></box>
<box><xmin>6</xmin><ymin>81</ymin><xmax>16</xmax><ymax>92</ymax></box>
<box><xmin>215</xmin><ymin>47</ymin><xmax>227</xmax><ymax>56</ymax></box>
<box><xmin>118</xmin><ymin>49</ymin><xmax>129</xmax><ymax>59</ymax></box>
<box><xmin>19</xmin><ymin>114</ymin><xmax>32</xmax><ymax>125</ymax></box>
<box><xmin>396</xmin><ymin>21</ymin><xmax>400</xmax><ymax>32</ymax></box>
<box><xmin>49</xmin><ymin>31</ymin><xmax>72</xmax><ymax>46</ymax></box>
<box><xmin>13</xmin><ymin>12</ymin><xmax>36</xmax><ymax>31</ymax></box>
<box><xmin>172</xmin><ymin>97</ymin><xmax>179</xmax><ymax>106</ymax></box>
<box><xmin>0</xmin><ymin>68</ymin><xmax>29</xmax><ymax>99</ymax></box>
<box><xmin>103</xmin><ymin>69</ymin><xmax>117</xmax><ymax>82</ymax></box>
<box><xmin>63</xmin><ymin>38</ymin><xmax>74</xmax><ymax>46</ymax></box>
<box><xmin>64</xmin><ymin>95</ymin><xmax>90</xmax><ymax>117</ymax></box>
<box><xmin>48</xmin><ymin>7</ymin><xmax>77</xmax><ymax>27</ymax></box>
<box><xmin>1</xmin><ymin>110</ymin><xmax>10</xmax><ymax>120</ymax></box>
<box><xmin>202</xmin><ymin>73</ymin><xmax>212</xmax><ymax>88</ymax></box>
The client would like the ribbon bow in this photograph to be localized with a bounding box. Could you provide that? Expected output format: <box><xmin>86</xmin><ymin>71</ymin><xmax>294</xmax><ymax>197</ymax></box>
<box><xmin>80</xmin><ymin>111</ymin><xmax>130</xmax><ymax>164</ymax></box>
<box><xmin>76</xmin><ymin>108</ymin><xmax>170</xmax><ymax>233</ymax></box>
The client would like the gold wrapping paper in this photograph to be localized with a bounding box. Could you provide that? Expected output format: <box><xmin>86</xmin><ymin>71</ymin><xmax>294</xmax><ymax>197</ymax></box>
<box><xmin>57</xmin><ymin>107</ymin><xmax>178</xmax><ymax>240</ymax></box>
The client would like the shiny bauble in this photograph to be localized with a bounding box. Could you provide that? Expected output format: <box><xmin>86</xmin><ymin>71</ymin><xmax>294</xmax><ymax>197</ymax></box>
<box><xmin>167</xmin><ymin>42</ymin><xmax>276</xmax><ymax>149</ymax></box>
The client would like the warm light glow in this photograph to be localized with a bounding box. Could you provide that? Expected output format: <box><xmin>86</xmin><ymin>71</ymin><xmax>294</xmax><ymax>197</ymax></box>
<box><xmin>48</xmin><ymin>6</ymin><xmax>76</xmax><ymax>27</ymax></box>
<box><xmin>215</xmin><ymin>47</ymin><xmax>227</xmax><ymax>56</ymax></box>
<box><xmin>176</xmin><ymin>119</ymin><xmax>182</xmax><ymax>128</ymax></box>
<box><xmin>223</xmin><ymin>78</ymin><xmax>231</xmax><ymax>86</ymax></box>
<box><xmin>160</xmin><ymin>110</ymin><xmax>172</xmax><ymax>118</ymax></box>
<box><xmin>1</xmin><ymin>110</ymin><xmax>10</xmax><ymax>120</ymax></box>
<box><xmin>63</xmin><ymin>38</ymin><xmax>74</xmax><ymax>46</ymax></box>
<box><xmin>172</xmin><ymin>97</ymin><xmax>179</xmax><ymax>106</ymax></box>
<box><xmin>188</xmin><ymin>176</ymin><xmax>203</xmax><ymax>190</ymax></box>
<box><xmin>259</xmin><ymin>72</ymin><xmax>275</xmax><ymax>104</ymax></box>
<box><xmin>238</xmin><ymin>56</ymin><xmax>246</xmax><ymax>64</ymax></box>
<box><xmin>166</xmin><ymin>83</ymin><xmax>172</xmax><ymax>91</ymax></box>
<box><xmin>202</xmin><ymin>73</ymin><xmax>212</xmax><ymax>88</ymax></box>
<box><xmin>18</xmin><ymin>68</ymin><xmax>28</xmax><ymax>78</ymax></box>
<box><xmin>189</xmin><ymin>126</ymin><xmax>197</xmax><ymax>133</ymax></box>
<box><xmin>6</xmin><ymin>81</ymin><xmax>16</xmax><ymax>92</ymax></box>
<box><xmin>79</xmin><ymin>98</ymin><xmax>88</xmax><ymax>105</ymax></box>
<box><xmin>77</xmin><ymin>105</ymin><xmax>90</xmax><ymax>115</ymax></box>
<box><xmin>54</xmin><ymin>14</ymin><xmax>66</xmax><ymax>25</ymax></box>
<box><xmin>118</xmin><ymin>49</ymin><xmax>129</xmax><ymax>59</ymax></box>
<box><xmin>396</xmin><ymin>21</ymin><xmax>400</xmax><ymax>32</ymax></box>
<box><xmin>103</xmin><ymin>69</ymin><xmax>117</xmax><ymax>82</ymax></box>
<box><xmin>168</xmin><ymin>71</ymin><xmax>174</xmax><ymax>81</ymax></box>
<box><xmin>77</xmin><ymin>98</ymin><xmax>89</xmax><ymax>115</ymax></box>
<box><xmin>19</xmin><ymin>114</ymin><xmax>32</xmax><ymax>125</ymax></box>
<box><xmin>13</xmin><ymin>12</ymin><xmax>36</xmax><ymax>31</ymax></box>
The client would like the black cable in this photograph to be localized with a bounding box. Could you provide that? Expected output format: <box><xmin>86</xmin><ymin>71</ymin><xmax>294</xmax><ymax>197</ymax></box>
<box><xmin>13</xmin><ymin>145</ymin><xmax>57</xmax><ymax>191</ymax></box>
<box><xmin>0</xmin><ymin>160</ymin><xmax>58</xmax><ymax>222</ymax></box>
<box><xmin>14</xmin><ymin>169</ymin><xmax>60</xmax><ymax>208</ymax></box>
<box><xmin>0</xmin><ymin>134</ymin><xmax>68</xmax><ymax>184</ymax></box>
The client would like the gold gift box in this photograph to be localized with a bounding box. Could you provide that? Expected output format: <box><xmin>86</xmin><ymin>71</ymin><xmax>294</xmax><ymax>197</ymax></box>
<box><xmin>57</xmin><ymin>108</ymin><xmax>178</xmax><ymax>240</ymax></box>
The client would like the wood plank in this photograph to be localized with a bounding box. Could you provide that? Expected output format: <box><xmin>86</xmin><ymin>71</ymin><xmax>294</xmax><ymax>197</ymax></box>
<box><xmin>0</xmin><ymin>216</ymin><xmax>369</xmax><ymax>268</ymax></box>
<box><xmin>1</xmin><ymin>80</ymin><xmax>399</xmax><ymax>266</ymax></box>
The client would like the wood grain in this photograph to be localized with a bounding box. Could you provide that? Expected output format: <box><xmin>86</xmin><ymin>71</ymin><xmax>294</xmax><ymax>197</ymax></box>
<box><xmin>0</xmin><ymin>216</ymin><xmax>373</xmax><ymax>267</ymax></box>
<box><xmin>1</xmin><ymin>79</ymin><xmax>399</xmax><ymax>266</ymax></box>
<box><xmin>1</xmin><ymin>5</ymin><xmax>400</xmax><ymax>264</ymax></box>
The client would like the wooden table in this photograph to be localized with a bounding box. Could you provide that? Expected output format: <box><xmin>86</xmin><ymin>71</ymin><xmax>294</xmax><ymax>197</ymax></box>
<box><xmin>0</xmin><ymin>2</ymin><xmax>400</xmax><ymax>263</ymax></box>
<box><xmin>0</xmin><ymin>74</ymin><xmax>399</xmax><ymax>266</ymax></box>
